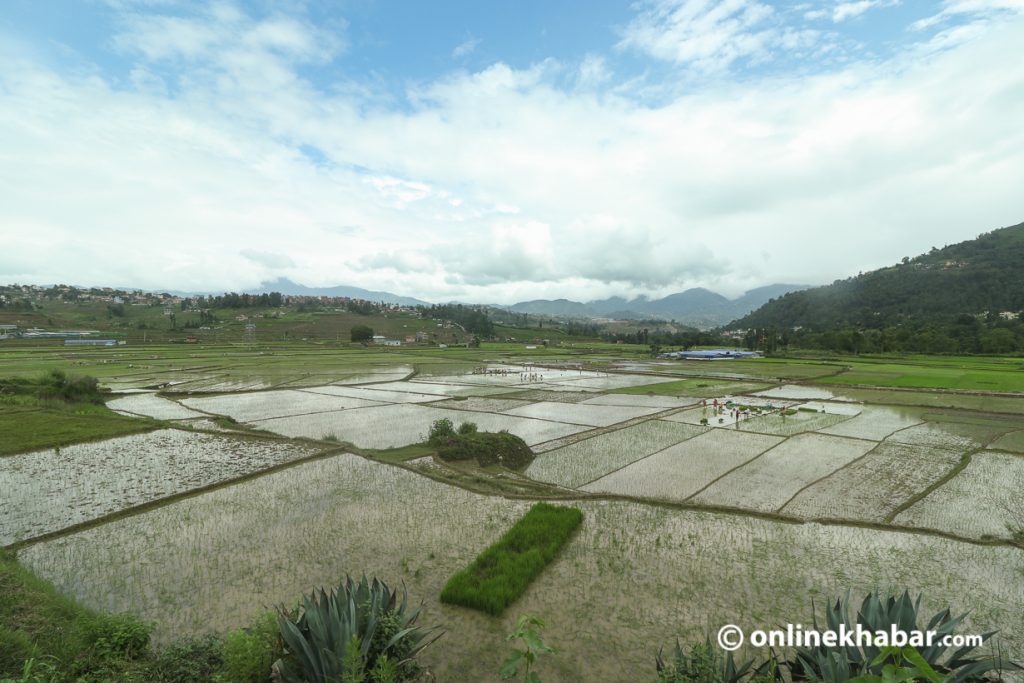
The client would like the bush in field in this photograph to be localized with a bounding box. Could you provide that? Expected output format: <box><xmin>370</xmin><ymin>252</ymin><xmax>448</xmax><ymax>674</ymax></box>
<box><xmin>441</xmin><ymin>503</ymin><xmax>583</xmax><ymax>616</ymax></box>
<box><xmin>220</xmin><ymin>611</ymin><xmax>280</xmax><ymax>683</ymax></box>
<box><xmin>350</xmin><ymin>325</ymin><xmax>374</xmax><ymax>343</ymax></box>
<box><xmin>427</xmin><ymin>418</ymin><xmax>455</xmax><ymax>445</ymax></box>
<box><xmin>437</xmin><ymin>430</ymin><xmax>535</xmax><ymax>469</ymax></box>
<box><xmin>145</xmin><ymin>635</ymin><xmax>223</xmax><ymax>682</ymax></box>
<box><xmin>457</xmin><ymin>421</ymin><xmax>478</xmax><ymax>435</ymax></box>
<box><xmin>274</xmin><ymin>575</ymin><xmax>440</xmax><ymax>683</ymax></box>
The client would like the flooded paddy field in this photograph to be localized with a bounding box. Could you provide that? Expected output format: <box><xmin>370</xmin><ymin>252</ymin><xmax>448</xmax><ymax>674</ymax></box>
<box><xmin>6</xmin><ymin>347</ymin><xmax>1024</xmax><ymax>681</ymax></box>
<box><xmin>0</xmin><ymin>429</ymin><xmax>324</xmax><ymax>544</ymax></box>
<box><xmin>17</xmin><ymin>453</ymin><xmax>1023</xmax><ymax>680</ymax></box>
<box><xmin>894</xmin><ymin>450</ymin><xmax>1024</xmax><ymax>540</ymax></box>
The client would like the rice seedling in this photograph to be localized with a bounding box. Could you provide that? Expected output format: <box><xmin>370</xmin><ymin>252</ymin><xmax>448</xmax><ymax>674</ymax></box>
<box><xmin>502</xmin><ymin>401</ymin><xmax>664</xmax><ymax>427</ymax></box>
<box><xmin>0</xmin><ymin>429</ymin><xmax>322</xmax><ymax>544</ymax></box>
<box><xmin>181</xmin><ymin>390</ymin><xmax>386</xmax><ymax>423</ymax></box>
<box><xmin>819</xmin><ymin>406</ymin><xmax>924</xmax><ymax>441</ymax></box>
<box><xmin>691</xmin><ymin>433</ymin><xmax>876</xmax><ymax>512</ymax></box>
<box><xmin>440</xmin><ymin>503</ymin><xmax>583</xmax><ymax>615</ymax></box>
<box><xmin>582</xmin><ymin>430</ymin><xmax>783</xmax><ymax>501</ymax></box>
<box><xmin>781</xmin><ymin>442</ymin><xmax>963</xmax><ymax>522</ymax></box>
<box><xmin>253</xmin><ymin>404</ymin><xmax>587</xmax><ymax>448</ymax></box>
<box><xmin>893</xmin><ymin>450</ymin><xmax>1024</xmax><ymax>539</ymax></box>
<box><xmin>526</xmin><ymin>420</ymin><xmax>706</xmax><ymax>488</ymax></box>
<box><xmin>107</xmin><ymin>392</ymin><xmax>207</xmax><ymax>420</ymax></box>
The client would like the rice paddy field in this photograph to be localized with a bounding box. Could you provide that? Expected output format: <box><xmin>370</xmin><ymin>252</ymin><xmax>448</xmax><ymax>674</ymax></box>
<box><xmin>3</xmin><ymin>343</ymin><xmax>1024</xmax><ymax>680</ymax></box>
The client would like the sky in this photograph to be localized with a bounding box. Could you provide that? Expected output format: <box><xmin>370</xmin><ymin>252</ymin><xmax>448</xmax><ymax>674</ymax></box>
<box><xmin>1</xmin><ymin>0</ymin><xmax>1023</xmax><ymax>303</ymax></box>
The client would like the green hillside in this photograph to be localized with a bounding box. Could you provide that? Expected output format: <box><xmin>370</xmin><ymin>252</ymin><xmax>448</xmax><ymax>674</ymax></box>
<box><xmin>735</xmin><ymin>221</ymin><xmax>1024</xmax><ymax>329</ymax></box>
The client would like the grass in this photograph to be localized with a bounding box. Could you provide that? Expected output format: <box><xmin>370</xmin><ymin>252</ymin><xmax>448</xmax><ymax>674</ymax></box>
<box><xmin>440</xmin><ymin>502</ymin><xmax>583</xmax><ymax>616</ymax></box>
<box><xmin>0</xmin><ymin>400</ymin><xmax>157</xmax><ymax>457</ymax></box>
<box><xmin>820</xmin><ymin>358</ymin><xmax>1024</xmax><ymax>392</ymax></box>
<box><xmin>0</xmin><ymin>548</ymin><xmax>150</xmax><ymax>679</ymax></box>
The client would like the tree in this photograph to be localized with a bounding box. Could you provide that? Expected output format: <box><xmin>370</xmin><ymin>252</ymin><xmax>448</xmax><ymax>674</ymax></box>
<box><xmin>350</xmin><ymin>325</ymin><xmax>374</xmax><ymax>343</ymax></box>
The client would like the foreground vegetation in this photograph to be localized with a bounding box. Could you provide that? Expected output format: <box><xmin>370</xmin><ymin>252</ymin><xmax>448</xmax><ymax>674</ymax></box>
<box><xmin>441</xmin><ymin>503</ymin><xmax>583</xmax><ymax>616</ymax></box>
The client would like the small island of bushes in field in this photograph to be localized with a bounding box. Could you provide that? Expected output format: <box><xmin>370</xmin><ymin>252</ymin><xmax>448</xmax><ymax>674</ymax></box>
<box><xmin>426</xmin><ymin>417</ymin><xmax>535</xmax><ymax>469</ymax></box>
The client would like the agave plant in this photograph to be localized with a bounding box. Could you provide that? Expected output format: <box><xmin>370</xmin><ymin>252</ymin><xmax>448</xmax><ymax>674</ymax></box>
<box><xmin>274</xmin><ymin>575</ymin><xmax>442</xmax><ymax>683</ymax></box>
<box><xmin>655</xmin><ymin>639</ymin><xmax>783</xmax><ymax>683</ymax></box>
<box><xmin>791</xmin><ymin>590</ymin><xmax>1012</xmax><ymax>683</ymax></box>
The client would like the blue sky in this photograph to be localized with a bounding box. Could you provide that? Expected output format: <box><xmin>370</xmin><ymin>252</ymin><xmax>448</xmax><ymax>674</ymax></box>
<box><xmin>2</xmin><ymin>1</ymin><xmax>1023</xmax><ymax>301</ymax></box>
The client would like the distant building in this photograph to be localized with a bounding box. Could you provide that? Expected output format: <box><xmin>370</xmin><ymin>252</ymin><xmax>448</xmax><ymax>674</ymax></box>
<box><xmin>64</xmin><ymin>339</ymin><xmax>119</xmax><ymax>346</ymax></box>
<box><xmin>372</xmin><ymin>335</ymin><xmax>387</xmax><ymax>344</ymax></box>
<box><xmin>382</xmin><ymin>339</ymin><xmax>401</xmax><ymax>346</ymax></box>
<box><xmin>658</xmin><ymin>349</ymin><xmax>759</xmax><ymax>360</ymax></box>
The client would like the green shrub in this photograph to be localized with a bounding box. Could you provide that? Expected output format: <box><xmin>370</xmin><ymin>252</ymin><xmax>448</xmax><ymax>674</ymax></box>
<box><xmin>87</xmin><ymin>612</ymin><xmax>151</xmax><ymax>660</ymax></box>
<box><xmin>441</xmin><ymin>503</ymin><xmax>583</xmax><ymax>616</ymax></box>
<box><xmin>436</xmin><ymin>430</ymin><xmax>535</xmax><ymax>469</ymax></box>
<box><xmin>426</xmin><ymin>418</ymin><xmax>455</xmax><ymax>445</ymax></box>
<box><xmin>219</xmin><ymin>612</ymin><xmax>279</xmax><ymax>683</ymax></box>
<box><xmin>274</xmin><ymin>575</ymin><xmax>440</xmax><ymax>683</ymax></box>
<box><xmin>654</xmin><ymin>640</ymin><xmax>782</xmax><ymax>683</ymax></box>
<box><xmin>457</xmin><ymin>421</ymin><xmax>478</xmax><ymax>435</ymax></box>
<box><xmin>145</xmin><ymin>635</ymin><xmax>223</xmax><ymax>682</ymax></box>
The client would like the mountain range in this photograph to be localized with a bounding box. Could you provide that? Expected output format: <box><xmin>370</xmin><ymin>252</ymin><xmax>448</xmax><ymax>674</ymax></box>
<box><xmin>502</xmin><ymin>284</ymin><xmax>809</xmax><ymax>328</ymax></box>
<box><xmin>249</xmin><ymin>278</ymin><xmax>430</xmax><ymax>306</ymax></box>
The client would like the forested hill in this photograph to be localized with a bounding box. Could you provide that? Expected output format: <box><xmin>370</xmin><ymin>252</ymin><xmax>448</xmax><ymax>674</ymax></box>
<box><xmin>732</xmin><ymin>221</ymin><xmax>1024</xmax><ymax>330</ymax></box>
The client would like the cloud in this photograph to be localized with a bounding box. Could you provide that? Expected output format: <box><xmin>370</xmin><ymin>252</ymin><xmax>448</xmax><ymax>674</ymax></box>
<box><xmin>832</xmin><ymin>1</ymin><xmax>899</xmax><ymax>22</ymax></box>
<box><xmin>240</xmin><ymin>249</ymin><xmax>295</xmax><ymax>268</ymax></box>
<box><xmin>452</xmin><ymin>37</ymin><xmax>481</xmax><ymax>59</ymax></box>
<box><xmin>912</xmin><ymin>0</ymin><xmax>1024</xmax><ymax>29</ymax></box>
<box><xmin>617</xmin><ymin>0</ymin><xmax>781</xmax><ymax>71</ymax></box>
<box><xmin>1</xmin><ymin>3</ymin><xmax>1023</xmax><ymax>303</ymax></box>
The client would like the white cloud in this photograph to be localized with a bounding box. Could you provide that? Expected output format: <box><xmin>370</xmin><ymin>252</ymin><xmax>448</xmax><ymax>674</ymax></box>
<box><xmin>618</xmin><ymin>0</ymin><xmax>778</xmax><ymax>71</ymax></box>
<box><xmin>1</xmin><ymin>5</ymin><xmax>1023</xmax><ymax>303</ymax></box>
<box><xmin>452</xmin><ymin>37</ymin><xmax>481</xmax><ymax>59</ymax></box>
<box><xmin>912</xmin><ymin>0</ymin><xmax>1024</xmax><ymax>30</ymax></box>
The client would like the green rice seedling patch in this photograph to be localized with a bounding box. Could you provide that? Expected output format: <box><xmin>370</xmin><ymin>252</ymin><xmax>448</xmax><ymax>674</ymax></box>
<box><xmin>526</xmin><ymin>420</ymin><xmax>706</xmax><ymax>488</ymax></box>
<box><xmin>440</xmin><ymin>502</ymin><xmax>583</xmax><ymax>615</ymax></box>
<box><xmin>781</xmin><ymin>442</ymin><xmax>963</xmax><ymax>522</ymax></box>
<box><xmin>582</xmin><ymin>429</ymin><xmax>783</xmax><ymax>501</ymax></box>
<box><xmin>894</xmin><ymin>450</ymin><xmax>1024</xmax><ymax>540</ymax></box>
<box><xmin>821</xmin><ymin>363</ymin><xmax>1024</xmax><ymax>392</ymax></box>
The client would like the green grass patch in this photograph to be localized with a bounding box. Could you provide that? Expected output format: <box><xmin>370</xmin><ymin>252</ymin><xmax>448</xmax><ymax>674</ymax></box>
<box><xmin>0</xmin><ymin>402</ymin><xmax>156</xmax><ymax>456</ymax></box>
<box><xmin>0</xmin><ymin>549</ymin><xmax>151</xmax><ymax>678</ymax></box>
<box><xmin>820</xmin><ymin>360</ymin><xmax>1024</xmax><ymax>392</ymax></box>
<box><xmin>440</xmin><ymin>502</ymin><xmax>583</xmax><ymax>616</ymax></box>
